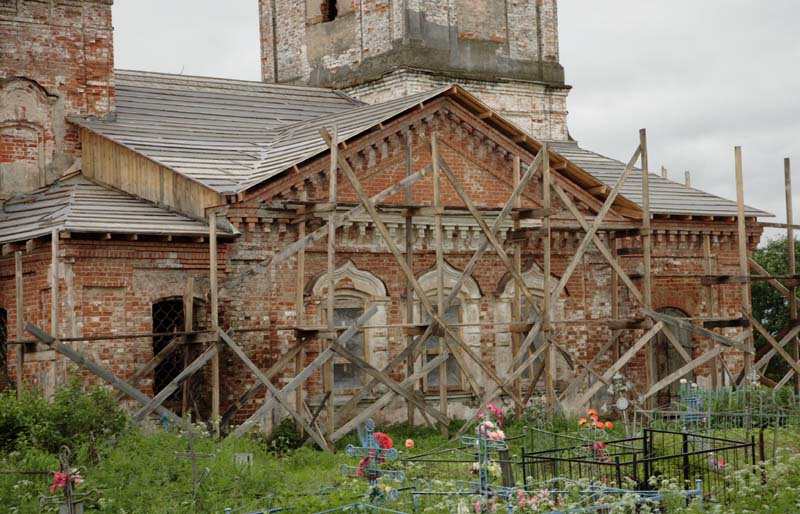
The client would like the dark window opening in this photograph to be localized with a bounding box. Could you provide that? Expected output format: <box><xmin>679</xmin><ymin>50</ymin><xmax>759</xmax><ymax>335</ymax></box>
<box><xmin>152</xmin><ymin>299</ymin><xmax>187</xmax><ymax>396</ymax></box>
<box><xmin>321</xmin><ymin>0</ymin><xmax>338</xmax><ymax>22</ymax></box>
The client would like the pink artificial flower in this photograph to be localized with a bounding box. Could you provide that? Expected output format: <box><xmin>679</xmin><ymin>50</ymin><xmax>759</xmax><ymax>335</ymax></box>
<box><xmin>475</xmin><ymin>500</ymin><xmax>482</xmax><ymax>513</ymax></box>
<box><xmin>405</xmin><ymin>438</ymin><xmax>414</xmax><ymax>449</ymax></box>
<box><xmin>483</xmin><ymin>420</ymin><xmax>495</xmax><ymax>429</ymax></box>
<box><xmin>495</xmin><ymin>429</ymin><xmax>505</xmax><ymax>440</ymax></box>
<box><xmin>50</xmin><ymin>472</ymin><xmax>68</xmax><ymax>494</ymax></box>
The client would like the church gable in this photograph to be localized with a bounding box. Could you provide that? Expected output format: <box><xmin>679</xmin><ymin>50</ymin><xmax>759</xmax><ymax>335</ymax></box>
<box><xmin>242</xmin><ymin>96</ymin><xmax>628</xmax><ymax>224</ymax></box>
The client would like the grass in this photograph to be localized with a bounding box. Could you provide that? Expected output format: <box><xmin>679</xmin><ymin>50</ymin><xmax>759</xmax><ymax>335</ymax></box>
<box><xmin>2</xmin><ymin>386</ymin><xmax>800</xmax><ymax>513</ymax></box>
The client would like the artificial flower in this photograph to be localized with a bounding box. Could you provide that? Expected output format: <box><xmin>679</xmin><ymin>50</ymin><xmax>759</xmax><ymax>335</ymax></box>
<box><xmin>587</xmin><ymin>408</ymin><xmax>599</xmax><ymax>416</ymax></box>
<box><xmin>605</xmin><ymin>421</ymin><xmax>614</xmax><ymax>430</ymax></box>
<box><xmin>374</xmin><ymin>432</ymin><xmax>394</xmax><ymax>449</ymax></box>
<box><xmin>405</xmin><ymin>438</ymin><xmax>414</xmax><ymax>449</ymax></box>
<box><xmin>578</xmin><ymin>417</ymin><xmax>587</xmax><ymax>426</ymax></box>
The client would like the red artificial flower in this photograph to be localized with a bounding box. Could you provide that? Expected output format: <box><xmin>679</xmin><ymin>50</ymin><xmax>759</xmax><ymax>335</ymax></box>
<box><xmin>373</xmin><ymin>432</ymin><xmax>394</xmax><ymax>449</ymax></box>
<box><xmin>605</xmin><ymin>421</ymin><xmax>614</xmax><ymax>430</ymax></box>
<box><xmin>587</xmin><ymin>408</ymin><xmax>599</xmax><ymax>416</ymax></box>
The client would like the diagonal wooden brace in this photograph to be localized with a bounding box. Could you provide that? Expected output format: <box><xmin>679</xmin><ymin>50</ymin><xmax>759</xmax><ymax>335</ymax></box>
<box><xmin>330</xmin><ymin>342</ymin><xmax>449</xmax><ymax>427</ymax></box>
<box><xmin>134</xmin><ymin>342</ymin><xmax>220</xmax><ymax>422</ymax></box>
<box><xmin>229</xmin><ymin>305</ymin><xmax>377</xmax><ymax>438</ymax></box>
<box><xmin>222</xmin><ymin>164</ymin><xmax>434</xmax><ymax>295</ymax></box>
<box><xmin>219</xmin><ymin>329</ymin><xmax>331</xmax><ymax>452</ymax></box>
<box><xmin>26</xmin><ymin>323</ymin><xmax>181</xmax><ymax>425</ymax></box>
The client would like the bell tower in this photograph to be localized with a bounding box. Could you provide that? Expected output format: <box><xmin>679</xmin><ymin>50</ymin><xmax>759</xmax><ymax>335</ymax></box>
<box><xmin>258</xmin><ymin>0</ymin><xmax>570</xmax><ymax>141</ymax></box>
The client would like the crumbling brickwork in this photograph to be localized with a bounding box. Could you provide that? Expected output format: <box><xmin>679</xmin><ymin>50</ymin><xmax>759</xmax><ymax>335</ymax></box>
<box><xmin>259</xmin><ymin>0</ymin><xmax>570</xmax><ymax>141</ymax></box>
<box><xmin>0</xmin><ymin>0</ymin><xmax>114</xmax><ymax>197</ymax></box>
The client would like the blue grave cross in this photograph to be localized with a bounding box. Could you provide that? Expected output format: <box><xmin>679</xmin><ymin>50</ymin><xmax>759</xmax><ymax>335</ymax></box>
<box><xmin>342</xmin><ymin>419</ymin><xmax>406</xmax><ymax>486</ymax></box>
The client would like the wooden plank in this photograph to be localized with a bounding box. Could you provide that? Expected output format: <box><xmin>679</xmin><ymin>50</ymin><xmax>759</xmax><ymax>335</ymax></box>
<box><xmin>329</xmin><ymin>341</ymin><xmax>448</xmax><ymax>427</ymax></box>
<box><xmin>220</xmin><ymin>339</ymin><xmax>307</xmax><ymax>427</ymax></box>
<box><xmin>432</xmin><ymin>133</ymin><xmax>448</xmax><ymax>423</ymax></box>
<box><xmin>646</xmin><ymin>309</ymin><xmax>753</xmax><ymax>354</ymax></box>
<box><xmin>320</xmin><ymin>128</ymin><xmax>486</xmax><ymax>397</ymax></box>
<box><xmin>640</xmin><ymin>346</ymin><xmax>725</xmax><ymax>401</ymax></box>
<box><xmin>329</xmin><ymin>130</ymin><xmax>527</xmax><ymax>408</ymax></box>
<box><xmin>229</xmin><ymin>305</ymin><xmax>376</xmax><ymax>438</ymax></box>
<box><xmin>572</xmin><ymin>321</ymin><xmax>664</xmax><ymax>409</ymax></box>
<box><xmin>209</xmin><ymin>213</ymin><xmax>220</xmax><ymax>433</ymax></box>
<box><xmin>435</xmin><ymin>152</ymin><xmax>541</xmax><ymax>312</ymax></box>
<box><xmin>404</xmin><ymin>131</ymin><xmax>416</xmax><ymax>427</ymax></box>
<box><xmin>51</xmin><ymin>229</ymin><xmax>58</xmax><ymax>338</ymax></box>
<box><xmin>333</xmin><ymin>149</ymin><xmax>547</xmax><ymax>427</ymax></box>
<box><xmin>742</xmin><ymin>310</ymin><xmax>800</xmax><ymax>379</ymax></box>
<box><xmin>218</xmin><ymin>330</ymin><xmax>330</xmax><ymax>452</ymax></box>
<box><xmin>295</xmin><ymin>188</ymin><xmax>307</xmax><ymax>433</ymax></box>
<box><xmin>786</xmin><ymin>158</ymin><xmax>798</xmax><ymax>391</ymax></box>
<box><xmin>182</xmin><ymin>277</ymin><xmax>194</xmax><ymax>416</ymax></box>
<box><xmin>14</xmin><ymin>251</ymin><xmax>24</xmax><ymax>399</ymax></box>
<box><xmin>325</xmin><ymin>125</ymin><xmax>338</xmax><ymax>438</ymax></box>
<box><xmin>703</xmin><ymin>233</ymin><xmax>719</xmax><ymax>388</ymax></box>
<box><xmin>453</xmin><ymin>332</ymin><xmax>550</xmax><ymax>438</ymax></box>
<box><xmin>134</xmin><ymin>343</ymin><xmax>219</xmax><ymax>422</ymax></box>
<box><xmin>512</xmin><ymin>156</ymin><xmax>522</xmax><ymax>418</ymax></box>
<box><xmin>549</xmin><ymin>145</ymin><xmax>642</xmax><ymax>308</ymax></box>
<box><xmin>559</xmin><ymin>335</ymin><xmax>618</xmax><ymax>402</ymax></box>
<box><xmin>640</xmin><ymin>129</ymin><xmax>655</xmax><ymax>408</ymax></box>
<box><xmin>734</xmin><ymin>146</ymin><xmax>753</xmax><ymax>379</ymax></box>
<box><xmin>221</xmin><ymin>164</ymin><xmax>434</xmax><ymax>294</ymax></box>
<box><xmin>551</xmin><ymin>184</ymin><xmax>644</xmax><ymax>305</ymax></box>
<box><xmin>660</xmin><ymin>325</ymin><xmax>693</xmax><ymax>363</ymax></box>
<box><xmin>542</xmin><ymin>143</ymin><xmax>555</xmax><ymax>409</ymax></box>
<box><xmin>749</xmin><ymin>258</ymin><xmax>795</xmax><ymax>299</ymax></box>
<box><xmin>332</xmin><ymin>352</ymin><xmax>449</xmax><ymax>442</ymax></box>
<box><xmin>115</xmin><ymin>335</ymin><xmax>183</xmax><ymax>401</ymax></box>
<box><xmin>25</xmin><ymin>323</ymin><xmax>181</xmax><ymax>424</ymax></box>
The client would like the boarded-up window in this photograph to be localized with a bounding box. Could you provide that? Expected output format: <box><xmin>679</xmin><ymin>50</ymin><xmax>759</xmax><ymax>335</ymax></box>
<box><xmin>424</xmin><ymin>305</ymin><xmax>463</xmax><ymax>391</ymax></box>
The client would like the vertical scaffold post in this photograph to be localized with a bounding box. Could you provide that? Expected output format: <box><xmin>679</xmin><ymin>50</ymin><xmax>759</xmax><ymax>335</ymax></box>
<box><xmin>640</xmin><ymin>129</ymin><xmax>655</xmax><ymax>407</ymax></box>
<box><xmin>734</xmin><ymin>146</ymin><xmax>753</xmax><ymax>381</ymax></box>
<box><xmin>209</xmin><ymin>212</ymin><xmax>220</xmax><ymax>435</ymax></box>
<box><xmin>325</xmin><ymin>126</ymin><xmax>338</xmax><ymax>439</ymax></box>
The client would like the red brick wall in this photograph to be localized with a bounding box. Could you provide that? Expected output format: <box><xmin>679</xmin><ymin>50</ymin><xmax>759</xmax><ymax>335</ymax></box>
<box><xmin>0</xmin><ymin>0</ymin><xmax>114</xmax><ymax>118</ymax></box>
<box><xmin>1</xmin><ymin>0</ymin><xmax>114</xmax><ymax>195</ymax></box>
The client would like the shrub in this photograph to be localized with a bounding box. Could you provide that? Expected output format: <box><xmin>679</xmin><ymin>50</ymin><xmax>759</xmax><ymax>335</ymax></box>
<box><xmin>0</xmin><ymin>381</ymin><xmax>129</xmax><ymax>454</ymax></box>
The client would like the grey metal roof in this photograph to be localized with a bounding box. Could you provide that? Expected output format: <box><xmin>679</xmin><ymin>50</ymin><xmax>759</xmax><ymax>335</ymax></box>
<box><xmin>0</xmin><ymin>173</ymin><xmax>229</xmax><ymax>244</ymax></box>
<box><xmin>70</xmin><ymin>70</ymin><xmax>363</xmax><ymax>193</ymax></box>
<box><xmin>69</xmin><ymin>70</ymin><xmax>770</xmax><ymax>218</ymax></box>
<box><xmin>547</xmin><ymin>141</ymin><xmax>771</xmax><ymax>217</ymax></box>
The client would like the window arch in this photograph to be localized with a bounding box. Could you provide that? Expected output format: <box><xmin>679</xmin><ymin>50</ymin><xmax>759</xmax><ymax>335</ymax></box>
<box><xmin>413</xmin><ymin>262</ymin><xmax>482</xmax><ymax>392</ymax></box>
<box><xmin>309</xmin><ymin>261</ymin><xmax>388</xmax><ymax>391</ymax></box>
<box><xmin>495</xmin><ymin>262</ymin><xmax>556</xmax><ymax>386</ymax></box>
<box><xmin>654</xmin><ymin>307</ymin><xmax>694</xmax><ymax>405</ymax></box>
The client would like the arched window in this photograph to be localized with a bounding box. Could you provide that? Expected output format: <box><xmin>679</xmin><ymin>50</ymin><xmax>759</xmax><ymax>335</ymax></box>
<box><xmin>414</xmin><ymin>262</ymin><xmax>482</xmax><ymax>392</ymax></box>
<box><xmin>496</xmin><ymin>263</ymin><xmax>554</xmax><ymax>387</ymax></box>
<box><xmin>151</xmin><ymin>297</ymin><xmax>206</xmax><ymax>399</ymax></box>
<box><xmin>309</xmin><ymin>261</ymin><xmax>388</xmax><ymax>391</ymax></box>
<box><xmin>653</xmin><ymin>307</ymin><xmax>694</xmax><ymax>405</ymax></box>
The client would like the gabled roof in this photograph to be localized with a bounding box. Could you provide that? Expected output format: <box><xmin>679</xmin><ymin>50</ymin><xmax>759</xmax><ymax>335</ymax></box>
<box><xmin>69</xmin><ymin>69</ymin><xmax>771</xmax><ymax>219</ymax></box>
<box><xmin>548</xmin><ymin>141</ymin><xmax>771</xmax><ymax>217</ymax></box>
<box><xmin>0</xmin><ymin>172</ymin><xmax>233</xmax><ymax>244</ymax></box>
<box><xmin>70</xmin><ymin>70</ymin><xmax>362</xmax><ymax>193</ymax></box>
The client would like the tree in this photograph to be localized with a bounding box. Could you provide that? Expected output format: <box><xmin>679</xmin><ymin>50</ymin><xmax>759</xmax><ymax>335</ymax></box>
<box><xmin>751</xmin><ymin>237</ymin><xmax>800</xmax><ymax>381</ymax></box>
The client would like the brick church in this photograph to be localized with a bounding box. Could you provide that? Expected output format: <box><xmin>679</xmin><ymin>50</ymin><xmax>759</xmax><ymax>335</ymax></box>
<box><xmin>0</xmin><ymin>0</ymin><xmax>768</xmax><ymax>430</ymax></box>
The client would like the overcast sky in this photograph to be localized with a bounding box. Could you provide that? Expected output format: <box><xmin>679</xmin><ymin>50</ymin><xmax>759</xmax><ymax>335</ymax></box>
<box><xmin>113</xmin><ymin>1</ymin><xmax>799</xmax><ymax>242</ymax></box>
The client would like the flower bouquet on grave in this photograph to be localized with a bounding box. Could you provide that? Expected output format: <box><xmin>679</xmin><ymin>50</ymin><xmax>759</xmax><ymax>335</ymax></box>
<box><xmin>577</xmin><ymin>408</ymin><xmax>613</xmax><ymax>462</ymax></box>
<box><xmin>39</xmin><ymin>447</ymin><xmax>96</xmax><ymax>514</ymax></box>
